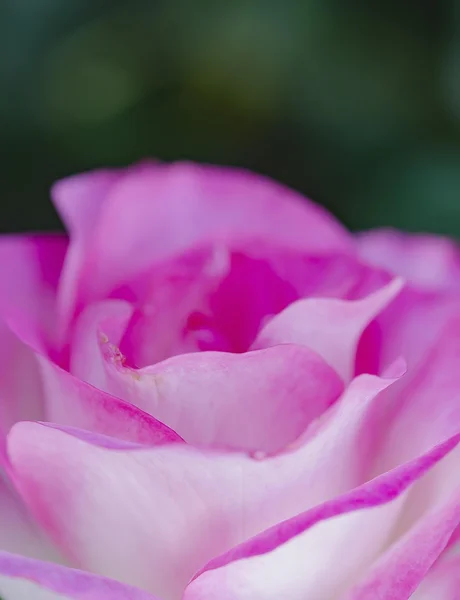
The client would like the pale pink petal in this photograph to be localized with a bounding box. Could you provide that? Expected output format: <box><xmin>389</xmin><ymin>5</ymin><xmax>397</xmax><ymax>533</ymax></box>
<box><xmin>38</xmin><ymin>357</ymin><xmax>182</xmax><ymax>445</ymax></box>
<box><xmin>363</xmin><ymin>315</ymin><xmax>460</xmax><ymax>474</ymax></box>
<box><xmin>53</xmin><ymin>162</ymin><xmax>352</xmax><ymax>321</ymax></box>
<box><xmin>357</xmin><ymin>228</ymin><xmax>460</xmax><ymax>291</ymax></box>
<box><xmin>0</xmin><ymin>320</ymin><xmax>44</xmax><ymax>442</ymax></box>
<box><xmin>52</xmin><ymin>170</ymin><xmax>121</xmax><ymax>235</ymax></box>
<box><xmin>359</xmin><ymin>286</ymin><xmax>460</xmax><ymax>376</ymax></box>
<box><xmin>184</xmin><ymin>435</ymin><xmax>460</xmax><ymax>600</ymax></box>
<box><xmin>191</xmin><ymin>432</ymin><xmax>457</xmax><ymax>577</ymax></box>
<box><xmin>108</xmin><ymin>346</ymin><xmax>343</xmax><ymax>453</ymax></box>
<box><xmin>344</xmin><ymin>462</ymin><xmax>460</xmax><ymax>598</ymax></box>
<box><xmin>0</xmin><ymin>474</ymin><xmax>62</xmax><ymax>563</ymax></box>
<box><xmin>1</xmin><ymin>304</ymin><xmax>179</xmax><ymax>449</ymax></box>
<box><xmin>71</xmin><ymin>301</ymin><xmax>343</xmax><ymax>452</ymax></box>
<box><xmin>252</xmin><ymin>278</ymin><xmax>403</xmax><ymax>380</ymax></box>
<box><xmin>6</xmin><ymin>375</ymin><xmax>395</xmax><ymax>599</ymax></box>
<box><xmin>70</xmin><ymin>300</ymin><xmax>133</xmax><ymax>390</ymax></box>
<box><xmin>0</xmin><ymin>236</ymin><xmax>67</xmax><ymax>441</ymax></box>
<box><xmin>0</xmin><ymin>552</ymin><xmax>159</xmax><ymax>599</ymax></box>
<box><xmin>411</xmin><ymin>552</ymin><xmax>460</xmax><ymax>599</ymax></box>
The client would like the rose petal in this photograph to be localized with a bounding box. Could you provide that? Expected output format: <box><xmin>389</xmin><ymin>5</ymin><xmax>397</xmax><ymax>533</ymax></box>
<box><xmin>70</xmin><ymin>300</ymin><xmax>133</xmax><ymax>387</ymax></box>
<box><xmin>360</xmin><ymin>286</ymin><xmax>460</xmax><ymax>377</ymax></box>
<box><xmin>110</xmin><ymin>347</ymin><xmax>343</xmax><ymax>453</ymax></box>
<box><xmin>0</xmin><ymin>321</ymin><xmax>44</xmax><ymax>442</ymax></box>
<box><xmin>411</xmin><ymin>552</ymin><xmax>460</xmax><ymax>599</ymax></box>
<box><xmin>0</xmin><ymin>552</ymin><xmax>159</xmax><ymax>599</ymax></box>
<box><xmin>252</xmin><ymin>278</ymin><xmax>403</xmax><ymax>380</ymax></box>
<box><xmin>38</xmin><ymin>357</ymin><xmax>182</xmax><ymax>445</ymax></box>
<box><xmin>1</xmin><ymin>305</ymin><xmax>180</xmax><ymax>448</ymax></box>
<box><xmin>0</xmin><ymin>474</ymin><xmax>62</xmax><ymax>563</ymax></box>
<box><xmin>363</xmin><ymin>315</ymin><xmax>460</xmax><ymax>474</ymax></box>
<box><xmin>0</xmin><ymin>236</ymin><xmax>68</xmax><ymax>441</ymax></box>
<box><xmin>119</xmin><ymin>245</ymin><xmax>392</xmax><ymax>365</ymax></box>
<box><xmin>192</xmin><ymin>432</ymin><xmax>458</xmax><ymax>577</ymax></box>
<box><xmin>52</xmin><ymin>162</ymin><xmax>352</xmax><ymax>321</ymax></box>
<box><xmin>344</xmin><ymin>478</ymin><xmax>460</xmax><ymax>597</ymax></box>
<box><xmin>0</xmin><ymin>235</ymin><xmax>67</xmax><ymax>352</ymax></box>
<box><xmin>52</xmin><ymin>169</ymin><xmax>121</xmax><ymax>332</ymax></box>
<box><xmin>6</xmin><ymin>374</ymin><xmax>395</xmax><ymax>599</ymax></box>
<box><xmin>357</xmin><ymin>228</ymin><xmax>460</xmax><ymax>291</ymax></box>
<box><xmin>71</xmin><ymin>301</ymin><xmax>344</xmax><ymax>452</ymax></box>
<box><xmin>119</xmin><ymin>245</ymin><xmax>232</xmax><ymax>364</ymax></box>
<box><xmin>184</xmin><ymin>435</ymin><xmax>460</xmax><ymax>600</ymax></box>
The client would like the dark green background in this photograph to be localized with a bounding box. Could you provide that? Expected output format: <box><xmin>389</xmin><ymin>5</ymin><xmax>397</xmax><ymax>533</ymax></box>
<box><xmin>2</xmin><ymin>0</ymin><xmax>459</xmax><ymax>236</ymax></box>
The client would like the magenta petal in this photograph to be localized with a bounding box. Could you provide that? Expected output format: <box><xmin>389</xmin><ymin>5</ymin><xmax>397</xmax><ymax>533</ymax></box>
<box><xmin>0</xmin><ymin>552</ymin><xmax>159</xmax><ymax>599</ymax></box>
<box><xmin>252</xmin><ymin>278</ymin><xmax>403</xmax><ymax>380</ymax></box>
<box><xmin>117</xmin><ymin>245</ymin><xmax>392</xmax><ymax>365</ymax></box>
<box><xmin>0</xmin><ymin>234</ymin><xmax>67</xmax><ymax>352</ymax></box>
<box><xmin>119</xmin><ymin>245</ymin><xmax>232</xmax><ymax>364</ymax></box>
<box><xmin>53</xmin><ymin>162</ymin><xmax>352</xmax><ymax>321</ymax></box>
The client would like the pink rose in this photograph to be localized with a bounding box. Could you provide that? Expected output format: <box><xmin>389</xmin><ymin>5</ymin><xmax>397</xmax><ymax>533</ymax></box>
<box><xmin>0</xmin><ymin>161</ymin><xmax>459</xmax><ymax>599</ymax></box>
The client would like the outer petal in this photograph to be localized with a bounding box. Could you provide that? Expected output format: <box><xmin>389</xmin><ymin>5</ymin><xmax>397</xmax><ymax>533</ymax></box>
<box><xmin>366</xmin><ymin>315</ymin><xmax>460</xmax><ymax>472</ymax></box>
<box><xmin>360</xmin><ymin>286</ymin><xmax>460</xmax><ymax>375</ymax></box>
<box><xmin>252</xmin><ymin>278</ymin><xmax>403</xmax><ymax>380</ymax></box>
<box><xmin>357</xmin><ymin>228</ymin><xmax>460</xmax><ymax>291</ymax></box>
<box><xmin>38</xmin><ymin>357</ymin><xmax>182</xmax><ymax>445</ymax></box>
<box><xmin>70</xmin><ymin>301</ymin><xmax>344</xmax><ymax>452</ymax></box>
<box><xmin>52</xmin><ymin>162</ymin><xmax>352</xmax><ymax>320</ymax></box>
<box><xmin>0</xmin><ymin>236</ymin><xmax>67</xmax><ymax>438</ymax></box>
<box><xmin>356</xmin><ymin>234</ymin><xmax>460</xmax><ymax>379</ymax></box>
<box><xmin>6</xmin><ymin>375</ymin><xmax>396</xmax><ymax>599</ymax></box>
<box><xmin>21</xmin><ymin>358</ymin><xmax>460</xmax><ymax>598</ymax></box>
<box><xmin>0</xmin><ymin>320</ymin><xmax>44</xmax><ymax>442</ymax></box>
<box><xmin>184</xmin><ymin>435</ymin><xmax>460</xmax><ymax>600</ymax></box>
<box><xmin>0</xmin><ymin>474</ymin><xmax>62</xmax><ymax>562</ymax></box>
<box><xmin>0</xmin><ymin>552</ymin><xmax>159</xmax><ymax>599</ymax></box>
<box><xmin>344</xmin><ymin>429</ymin><xmax>460</xmax><ymax>599</ymax></box>
<box><xmin>411</xmin><ymin>552</ymin><xmax>460</xmax><ymax>599</ymax></box>
<box><xmin>51</xmin><ymin>169</ymin><xmax>122</xmax><ymax>332</ymax></box>
<box><xmin>0</xmin><ymin>309</ymin><xmax>181</xmax><ymax>448</ymax></box>
<box><xmin>0</xmin><ymin>234</ymin><xmax>67</xmax><ymax>352</ymax></box>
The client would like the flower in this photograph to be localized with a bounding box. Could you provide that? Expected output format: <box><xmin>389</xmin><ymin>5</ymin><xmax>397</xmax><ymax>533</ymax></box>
<box><xmin>0</xmin><ymin>161</ymin><xmax>459</xmax><ymax>599</ymax></box>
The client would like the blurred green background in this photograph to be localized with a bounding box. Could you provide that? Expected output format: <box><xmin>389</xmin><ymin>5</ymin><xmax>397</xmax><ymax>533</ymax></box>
<box><xmin>2</xmin><ymin>0</ymin><xmax>460</xmax><ymax>236</ymax></box>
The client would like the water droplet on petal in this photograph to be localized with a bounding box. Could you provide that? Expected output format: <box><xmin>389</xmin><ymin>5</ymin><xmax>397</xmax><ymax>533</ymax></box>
<box><xmin>250</xmin><ymin>450</ymin><xmax>267</xmax><ymax>461</ymax></box>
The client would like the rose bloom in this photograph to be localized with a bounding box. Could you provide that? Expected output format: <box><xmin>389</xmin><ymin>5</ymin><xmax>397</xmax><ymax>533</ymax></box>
<box><xmin>0</xmin><ymin>162</ymin><xmax>460</xmax><ymax>600</ymax></box>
